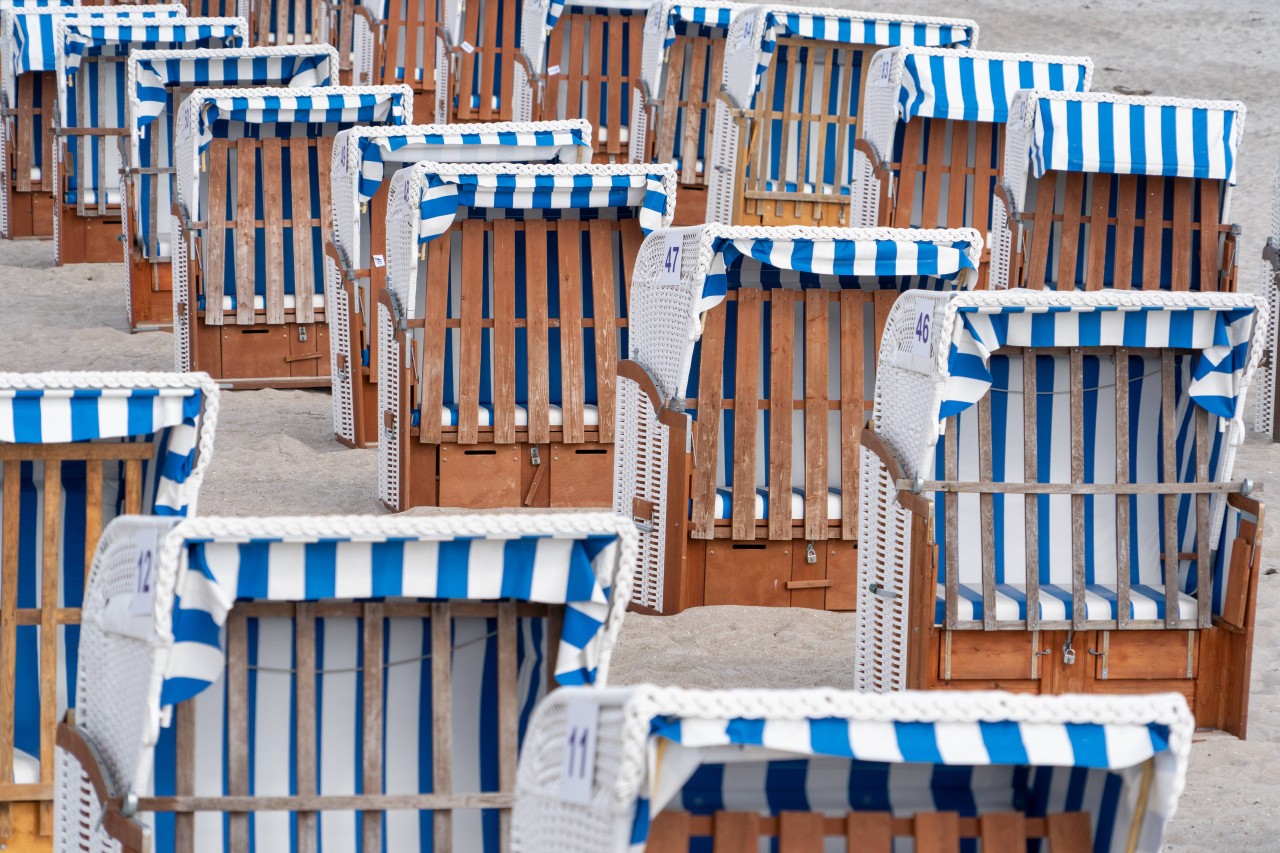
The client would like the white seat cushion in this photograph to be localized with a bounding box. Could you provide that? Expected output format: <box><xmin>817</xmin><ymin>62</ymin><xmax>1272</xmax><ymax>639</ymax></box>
<box><xmin>13</xmin><ymin>749</ymin><xmax>38</xmax><ymax>784</ymax></box>
<box><xmin>438</xmin><ymin>403</ymin><xmax>600</xmax><ymax>428</ymax></box>
<box><xmin>936</xmin><ymin>582</ymin><xmax>1199</xmax><ymax>624</ymax></box>
<box><xmin>710</xmin><ymin>486</ymin><xmax>842</xmax><ymax>521</ymax></box>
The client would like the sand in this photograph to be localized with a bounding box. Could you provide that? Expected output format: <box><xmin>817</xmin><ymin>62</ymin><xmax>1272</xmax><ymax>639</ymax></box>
<box><xmin>1</xmin><ymin>0</ymin><xmax>1278</xmax><ymax>847</ymax></box>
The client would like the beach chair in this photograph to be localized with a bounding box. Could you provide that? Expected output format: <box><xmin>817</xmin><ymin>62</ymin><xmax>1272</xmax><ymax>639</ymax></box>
<box><xmin>0</xmin><ymin>372</ymin><xmax>218</xmax><ymax>851</ymax></box>
<box><xmin>121</xmin><ymin>45</ymin><xmax>339</xmax><ymax>332</ymax></box>
<box><xmin>631</xmin><ymin>0</ymin><xmax>739</xmax><ymax>225</ymax></box>
<box><xmin>855</xmin><ymin>47</ymin><xmax>1092</xmax><ymax>288</ymax></box>
<box><xmin>1255</xmin><ymin>157</ymin><xmax>1280</xmax><ymax>440</ymax></box>
<box><xmin>379</xmin><ymin>160</ymin><xmax>675</xmax><ymax>511</ymax></box>
<box><xmin>51</xmin><ymin>16</ymin><xmax>247</xmax><ymax>265</ymax></box>
<box><xmin>990</xmin><ymin>91</ymin><xmax>1245</xmax><ymax>293</ymax></box>
<box><xmin>240</xmin><ymin>0</ymin><xmax>327</xmax><ymax>53</ymax></box>
<box><xmin>328</xmin><ymin>118</ymin><xmax>592</xmax><ymax>449</ymax></box>
<box><xmin>855</xmin><ymin>288</ymin><xmax>1267</xmax><ymax>737</ymax></box>
<box><xmin>439</xmin><ymin>0</ymin><xmax>531</xmax><ymax>124</ymax></box>
<box><xmin>347</xmin><ymin>0</ymin><xmax>442</xmax><ymax>123</ymax></box>
<box><xmin>54</xmin><ymin>510</ymin><xmax>636</xmax><ymax>852</ymax></box>
<box><xmin>0</xmin><ymin>4</ymin><xmax>187</xmax><ymax>240</ymax></box>
<box><xmin>705</xmin><ymin>5</ymin><xmax>977</xmax><ymax>228</ymax></box>
<box><xmin>513</xmin><ymin>685</ymin><xmax>1193</xmax><ymax>852</ymax></box>
<box><xmin>171</xmin><ymin>84</ymin><xmax>412</xmax><ymax>388</ymax></box>
<box><xmin>516</xmin><ymin>0</ymin><xmax>647</xmax><ymax>163</ymax></box>
<box><xmin>617</xmin><ymin>225</ymin><xmax>979</xmax><ymax>614</ymax></box>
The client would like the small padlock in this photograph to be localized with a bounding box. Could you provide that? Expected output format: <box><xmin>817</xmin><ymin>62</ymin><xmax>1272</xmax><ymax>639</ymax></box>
<box><xmin>530</xmin><ymin>446</ymin><xmax>542</xmax><ymax>466</ymax></box>
<box><xmin>805</xmin><ymin>542</ymin><xmax>817</xmax><ymax>564</ymax></box>
<box><xmin>1063</xmin><ymin>647</ymin><xmax>1076</xmax><ymax>666</ymax></box>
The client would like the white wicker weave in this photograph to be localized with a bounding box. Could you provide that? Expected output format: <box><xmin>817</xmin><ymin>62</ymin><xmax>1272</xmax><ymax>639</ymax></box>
<box><xmin>511</xmin><ymin>685</ymin><xmax>1194</xmax><ymax>852</ymax></box>
<box><xmin>618</xmin><ymin>225</ymin><xmax>981</xmax><ymax>612</ymax></box>
<box><xmin>1254</xmin><ymin>155</ymin><xmax>1280</xmax><ymax>437</ymax></box>
<box><xmin>55</xmin><ymin>511</ymin><xmax>637</xmax><ymax>851</ymax></box>
<box><xmin>327</xmin><ymin>118</ymin><xmax>593</xmax><ymax>445</ymax></box>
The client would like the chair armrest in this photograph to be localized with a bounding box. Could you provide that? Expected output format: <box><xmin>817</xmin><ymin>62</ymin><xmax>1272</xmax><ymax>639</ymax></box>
<box><xmin>860</xmin><ymin>426</ymin><xmax>930</xmax><ymax>517</ymax></box>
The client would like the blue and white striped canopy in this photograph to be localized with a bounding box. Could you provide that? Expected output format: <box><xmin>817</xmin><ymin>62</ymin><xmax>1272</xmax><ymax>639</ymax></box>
<box><xmin>0</xmin><ymin>381</ymin><xmax>207</xmax><ymax>516</ymax></box>
<box><xmin>356</xmin><ymin>125</ymin><xmax>591</xmax><ymax>203</ymax></box>
<box><xmin>895</xmin><ymin>48</ymin><xmax>1091</xmax><ymax>124</ymax></box>
<box><xmin>937</xmin><ymin>293</ymin><xmax>1262</xmax><ymax>426</ymax></box>
<box><xmin>159</xmin><ymin>529</ymin><xmax>624</xmax><ymax>708</ymax></box>
<box><xmin>402</xmin><ymin>165</ymin><xmax>672</xmax><ymax>244</ymax></box>
<box><xmin>543</xmin><ymin>0</ymin><xmax>648</xmax><ymax>30</ymax></box>
<box><xmin>697</xmin><ymin>231</ymin><xmax>978</xmax><ymax>313</ymax></box>
<box><xmin>194</xmin><ymin>88</ymin><xmax>410</xmax><ymax>154</ymax></box>
<box><xmin>131</xmin><ymin>47</ymin><xmax>338</xmax><ymax>136</ymax></box>
<box><xmin>1024</xmin><ymin>91</ymin><xmax>1245</xmax><ymax>185</ymax></box>
<box><xmin>735</xmin><ymin>8</ymin><xmax>976</xmax><ymax>105</ymax></box>
<box><xmin>6</xmin><ymin>6</ymin><xmax>185</xmax><ymax>80</ymax></box>
<box><xmin>657</xmin><ymin>1</ymin><xmax>736</xmax><ymax>51</ymax></box>
<box><xmin>58</xmin><ymin>19</ymin><xmax>246</xmax><ymax>71</ymax></box>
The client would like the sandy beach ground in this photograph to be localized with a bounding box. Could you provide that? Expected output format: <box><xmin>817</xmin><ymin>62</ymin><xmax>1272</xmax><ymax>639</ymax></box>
<box><xmin>1</xmin><ymin>0</ymin><xmax>1277</xmax><ymax>847</ymax></box>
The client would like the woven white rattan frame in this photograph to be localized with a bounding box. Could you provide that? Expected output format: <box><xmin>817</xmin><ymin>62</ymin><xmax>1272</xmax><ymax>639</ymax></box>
<box><xmin>510</xmin><ymin>685</ymin><xmax>1194</xmax><ymax>853</ymax></box>
<box><xmin>1254</xmin><ymin>156</ymin><xmax>1280</xmax><ymax>437</ymax></box>
<box><xmin>376</xmin><ymin>297</ymin><xmax>400</xmax><ymax>507</ymax></box>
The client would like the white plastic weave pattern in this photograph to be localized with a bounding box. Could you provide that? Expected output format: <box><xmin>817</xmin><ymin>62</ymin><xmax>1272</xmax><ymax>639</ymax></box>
<box><xmin>1254</xmin><ymin>156</ymin><xmax>1280</xmax><ymax>436</ymax></box>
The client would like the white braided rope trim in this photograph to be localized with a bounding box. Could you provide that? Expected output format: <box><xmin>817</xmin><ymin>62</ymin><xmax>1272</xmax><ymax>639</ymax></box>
<box><xmin>604</xmin><ymin>685</ymin><xmax>1193</xmax><ymax>807</ymax></box>
<box><xmin>686</xmin><ymin>224</ymin><xmax>985</xmax><ymax>285</ymax></box>
<box><xmin>0</xmin><ymin>371</ymin><xmax>221</xmax><ymax>513</ymax></box>
<box><xmin>177</xmin><ymin>82</ymin><xmax>415</xmax><ymax>122</ymax></box>
<box><xmin>125</xmin><ymin>43</ymin><xmax>340</xmax><ymax>113</ymax></box>
<box><xmin>148</xmin><ymin>511</ymin><xmax>638</xmax><ymax>676</ymax></box>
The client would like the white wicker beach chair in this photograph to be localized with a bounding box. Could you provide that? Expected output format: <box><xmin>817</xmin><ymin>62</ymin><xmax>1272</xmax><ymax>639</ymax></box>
<box><xmin>629</xmin><ymin>0</ymin><xmax>740</xmax><ymax>225</ymax></box>
<box><xmin>616</xmin><ymin>224</ymin><xmax>979</xmax><ymax>613</ymax></box>
<box><xmin>0</xmin><ymin>4</ymin><xmax>187</xmax><ymax>241</ymax></box>
<box><xmin>855</xmin><ymin>47</ymin><xmax>1092</xmax><ymax>287</ymax></box>
<box><xmin>855</xmin><ymin>288</ymin><xmax>1267</xmax><ymax>737</ymax></box>
<box><xmin>50</xmin><ymin>15</ymin><xmax>247</xmax><ymax>265</ymax></box>
<box><xmin>704</xmin><ymin>5</ymin><xmax>977</xmax><ymax>228</ymax></box>
<box><xmin>515</xmin><ymin>0</ymin><xmax>648</xmax><ymax>163</ymax></box>
<box><xmin>512</xmin><ymin>685</ymin><xmax>1193</xmax><ymax>852</ymax></box>
<box><xmin>327</xmin><ymin>118</ymin><xmax>593</xmax><ymax>449</ymax></box>
<box><xmin>436</xmin><ymin>0</ymin><xmax>531</xmax><ymax>124</ymax></box>
<box><xmin>54</xmin><ymin>511</ymin><xmax>636</xmax><ymax>853</ymax></box>
<box><xmin>238</xmin><ymin>0</ymin><xmax>329</xmax><ymax>53</ymax></box>
<box><xmin>170</xmin><ymin>84</ymin><xmax>412</xmax><ymax>389</ymax></box>
<box><xmin>121</xmin><ymin>44</ymin><xmax>340</xmax><ymax>332</ymax></box>
<box><xmin>990</xmin><ymin>91</ymin><xmax>1245</xmax><ymax>292</ymax></box>
<box><xmin>1255</xmin><ymin>157</ymin><xmax>1280</xmax><ymax>439</ymax></box>
<box><xmin>0</xmin><ymin>372</ymin><xmax>218</xmax><ymax>850</ymax></box>
<box><xmin>347</xmin><ymin>0</ymin><xmax>444</xmax><ymax>122</ymax></box>
<box><xmin>378</xmin><ymin>160</ymin><xmax>676</xmax><ymax>512</ymax></box>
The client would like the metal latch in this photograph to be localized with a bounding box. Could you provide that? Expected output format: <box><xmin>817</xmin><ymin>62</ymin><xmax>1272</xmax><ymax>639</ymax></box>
<box><xmin>805</xmin><ymin>542</ymin><xmax>817</xmax><ymax>564</ymax></box>
<box><xmin>867</xmin><ymin>583</ymin><xmax>897</xmax><ymax>600</ymax></box>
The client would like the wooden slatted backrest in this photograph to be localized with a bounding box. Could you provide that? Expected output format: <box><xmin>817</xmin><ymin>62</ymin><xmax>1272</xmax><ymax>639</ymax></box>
<box><xmin>689</xmin><ymin>288</ymin><xmax>896</xmax><ymax>542</ymax></box>
<box><xmin>370</xmin><ymin>0</ymin><xmax>440</xmax><ymax>104</ymax></box>
<box><xmin>12</xmin><ymin>72</ymin><xmax>58</xmax><ymax>194</ymax></box>
<box><xmin>651</xmin><ymin>25</ymin><xmax>726</xmax><ymax>188</ymax></box>
<box><xmin>250</xmin><ymin>0</ymin><xmax>325</xmax><ymax>50</ymax></box>
<box><xmin>1014</xmin><ymin>172</ymin><xmax>1235</xmax><ymax>292</ymax></box>
<box><xmin>886</xmin><ymin>117</ymin><xmax>1004</xmax><ymax>288</ymax></box>
<box><xmin>735</xmin><ymin>38</ymin><xmax>867</xmax><ymax>226</ymax></box>
<box><xmin>411</xmin><ymin>215</ymin><xmax>645</xmax><ymax>446</ymax></box>
<box><xmin>934</xmin><ymin>345</ymin><xmax>1216</xmax><ymax>633</ymax></box>
<box><xmin>450</xmin><ymin>0</ymin><xmax>520</xmax><ymax>122</ymax></box>
<box><xmin>648</xmin><ymin>809</ymin><xmax>1094</xmax><ymax>852</ymax></box>
<box><xmin>182</xmin><ymin>0</ymin><xmax>239</xmax><ymax>15</ymax></box>
<box><xmin>66</xmin><ymin>55</ymin><xmax>130</xmax><ymax>217</ymax></box>
<box><xmin>152</xmin><ymin>598</ymin><xmax>564</xmax><ymax>853</ymax></box>
<box><xmin>0</xmin><ymin>441</ymin><xmax>153</xmax><ymax>835</ymax></box>
<box><xmin>198</xmin><ymin>134</ymin><xmax>335</xmax><ymax>326</ymax></box>
<box><xmin>538</xmin><ymin>8</ymin><xmax>643</xmax><ymax>161</ymax></box>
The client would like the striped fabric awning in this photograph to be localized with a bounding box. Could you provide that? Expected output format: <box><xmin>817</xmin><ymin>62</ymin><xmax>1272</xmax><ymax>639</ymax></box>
<box><xmin>6</xmin><ymin>6</ymin><xmax>185</xmax><ymax>82</ymax></box>
<box><xmin>194</xmin><ymin>87</ymin><xmax>410</xmax><ymax>154</ymax></box>
<box><xmin>59</xmin><ymin>19</ymin><xmax>246</xmax><ymax>69</ymax></box>
<box><xmin>356</xmin><ymin>124</ymin><xmax>591</xmax><ymax>203</ymax></box>
<box><xmin>158</xmin><ymin>526</ymin><xmax>627</xmax><ymax>709</ymax></box>
<box><xmin>0</xmin><ymin>376</ymin><xmax>210</xmax><ymax>516</ymax></box>
<box><xmin>543</xmin><ymin>0</ymin><xmax>647</xmax><ymax>31</ymax></box>
<box><xmin>728</xmin><ymin>6</ymin><xmax>976</xmax><ymax>108</ymax></box>
<box><xmin>935</xmin><ymin>291</ymin><xmax>1264</xmax><ymax>427</ymax></box>
<box><xmin>641</xmin><ymin>1</ymin><xmax>740</xmax><ymax>95</ymax></box>
<box><xmin>131</xmin><ymin>46</ymin><xmax>338</xmax><ymax>136</ymax></box>
<box><xmin>599</xmin><ymin>688</ymin><xmax>1193</xmax><ymax>853</ymax></box>
<box><xmin>895</xmin><ymin>48</ymin><xmax>1091</xmax><ymax>124</ymax></box>
<box><xmin>399</xmin><ymin>163</ymin><xmax>673</xmax><ymax>244</ymax></box>
<box><xmin>697</xmin><ymin>228</ymin><xmax>979</xmax><ymax>313</ymax></box>
<box><xmin>1024</xmin><ymin>91</ymin><xmax>1245</xmax><ymax>185</ymax></box>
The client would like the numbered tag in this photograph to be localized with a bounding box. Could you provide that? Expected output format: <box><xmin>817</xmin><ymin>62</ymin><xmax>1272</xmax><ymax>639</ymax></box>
<box><xmin>460</xmin><ymin>40</ymin><xmax>474</xmax><ymax>54</ymax></box>
<box><xmin>547</xmin><ymin>64</ymin><xmax>561</xmax><ymax>76</ymax></box>
<box><xmin>373</xmin><ymin>254</ymin><xmax>386</xmax><ymax>268</ymax></box>
<box><xmin>875</xmin><ymin>56</ymin><xmax>892</xmax><ymax>86</ymax></box>
<box><xmin>130</xmin><ymin>527</ymin><xmax>159</xmax><ymax>616</ymax></box>
<box><xmin>558</xmin><ymin>700</ymin><xmax>598</xmax><ymax>805</ymax></box>
<box><xmin>911</xmin><ymin>305</ymin><xmax>934</xmax><ymax>361</ymax></box>
<box><xmin>658</xmin><ymin>233</ymin><xmax>683</xmax><ymax>285</ymax></box>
